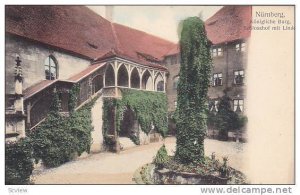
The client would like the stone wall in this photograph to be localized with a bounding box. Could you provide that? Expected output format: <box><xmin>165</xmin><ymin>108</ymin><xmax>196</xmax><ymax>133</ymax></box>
<box><xmin>165</xmin><ymin>54</ymin><xmax>180</xmax><ymax>112</ymax></box>
<box><xmin>164</xmin><ymin>40</ymin><xmax>248</xmax><ymax>112</ymax></box>
<box><xmin>90</xmin><ymin>96</ymin><xmax>104</xmax><ymax>153</ymax></box>
<box><xmin>5</xmin><ymin>35</ymin><xmax>91</xmax><ymax>94</ymax></box>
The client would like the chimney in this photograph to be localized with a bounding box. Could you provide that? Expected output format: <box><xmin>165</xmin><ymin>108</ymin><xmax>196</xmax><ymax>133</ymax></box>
<box><xmin>105</xmin><ymin>6</ymin><xmax>114</xmax><ymax>22</ymax></box>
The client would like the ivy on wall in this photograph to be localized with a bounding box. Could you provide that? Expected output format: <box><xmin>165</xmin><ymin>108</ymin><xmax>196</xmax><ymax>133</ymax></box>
<box><xmin>102</xmin><ymin>89</ymin><xmax>168</xmax><ymax>145</ymax></box>
<box><xmin>68</xmin><ymin>83</ymin><xmax>80</xmax><ymax>112</ymax></box>
<box><xmin>28</xmin><ymin>92</ymin><xmax>96</xmax><ymax>168</ymax></box>
<box><xmin>175</xmin><ymin>17</ymin><xmax>212</xmax><ymax>165</ymax></box>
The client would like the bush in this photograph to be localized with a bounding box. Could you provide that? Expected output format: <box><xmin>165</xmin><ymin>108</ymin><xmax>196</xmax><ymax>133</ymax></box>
<box><xmin>213</xmin><ymin>95</ymin><xmax>247</xmax><ymax>140</ymax></box>
<box><xmin>29</xmin><ymin>97</ymin><xmax>95</xmax><ymax>168</ymax></box>
<box><xmin>153</xmin><ymin>145</ymin><xmax>169</xmax><ymax>169</ymax></box>
<box><xmin>5</xmin><ymin>138</ymin><xmax>34</xmax><ymax>184</ymax></box>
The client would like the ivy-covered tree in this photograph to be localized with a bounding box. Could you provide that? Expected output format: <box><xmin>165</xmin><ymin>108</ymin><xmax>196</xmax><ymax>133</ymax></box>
<box><xmin>175</xmin><ymin>17</ymin><xmax>212</xmax><ymax>164</ymax></box>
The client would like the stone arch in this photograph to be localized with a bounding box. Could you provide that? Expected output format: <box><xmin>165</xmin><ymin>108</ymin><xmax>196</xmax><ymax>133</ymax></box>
<box><xmin>117</xmin><ymin>64</ymin><xmax>129</xmax><ymax>87</ymax></box>
<box><xmin>119</xmin><ymin>107</ymin><xmax>138</xmax><ymax>137</ymax></box>
<box><xmin>130</xmin><ymin>67</ymin><xmax>140</xmax><ymax>89</ymax></box>
<box><xmin>92</xmin><ymin>74</ymin><xmax>103</xmax><ymax>94</ymax></box>
<box><xmin>141</xmin><ymin>70</ymin><xmax>153</xmax><ymax>90</ymax></box>
<box><xmin>104</xmin><ymin>64</ymin><xmax>115</xmax><ymax>86</ymax></box>
<box><xmin>154</xmin><ymin>72</ymin><xmax>164</xmax><ymax>91</ymax></box>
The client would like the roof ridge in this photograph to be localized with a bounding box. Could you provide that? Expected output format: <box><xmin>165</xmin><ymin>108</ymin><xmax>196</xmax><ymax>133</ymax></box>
<box><xmin>110</xmin><ymin>21</ymin><xmax>124</xmax><ymax>55</ymax></box>
<box><xmin>112</xmin><ymin>22</ymin><xmax>177</xmax><ymax>45</ymax></box>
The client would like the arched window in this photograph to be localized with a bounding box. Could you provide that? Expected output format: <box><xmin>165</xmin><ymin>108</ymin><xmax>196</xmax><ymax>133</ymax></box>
<box><xmin>155</xmin><ymin>73</ymin><xmax>164</xmax><ymax>91</ymax></box>
<box><xmin>44</xmin><ymin>56</ymin><xmax>58</xmax><ymax>80</ymax></box>
<box><xmin>105</xmin><ymin>64</ymin><xmax>115</xmax><ymax>86</ymax></box>
<box><xmin>130</xmin><ymin>68</ymin><xmax>140</xmax><ymax>89</ymax></box>
<box><xmin>141</xmin><ymin>70</ymin><xmax>153</xmax><ymax>90</ymax></box>
<box><xmin>117</xmin><ymin>65</ymin><xmax>129</xmax><ymax>87</ymax></box>
<box><xmin>157</xmin><ymin>81</ymin><xmax>164</xmax><ymax>91</ymax></box>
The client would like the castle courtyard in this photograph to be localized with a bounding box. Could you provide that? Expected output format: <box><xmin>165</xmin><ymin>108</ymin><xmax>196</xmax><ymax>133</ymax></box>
<box><xmin>32</xmin><ymin>137</ymin><xmax>246</xmax><ymax>184</ymax></box>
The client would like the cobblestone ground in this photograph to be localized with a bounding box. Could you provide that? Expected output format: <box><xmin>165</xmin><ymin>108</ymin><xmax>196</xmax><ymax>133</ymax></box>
<box><xmin>32</xmin><ymin>137</ymin><xmax>246</xmax><ymax>184</ymax></box>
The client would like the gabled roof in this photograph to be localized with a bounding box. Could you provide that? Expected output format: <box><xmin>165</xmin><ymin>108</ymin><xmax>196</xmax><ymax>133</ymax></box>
<box><xmin>6</xmin><ymin>6</ymin><xmax>117</xmax><ymax>60</ymax></box>
<box><xmin>5</xmin><ymin>5</ymin><xmax>175</xmax><ymax>70</ymax></box>
<box><xmin>205</xmin><ymin>6</ymin><xmax>252</xmax><ymax>45</ymax></box>
<box><xmin>164</xmin><ymin>6</ymin><xmax>252</xmax><ymax>56</ymax></box>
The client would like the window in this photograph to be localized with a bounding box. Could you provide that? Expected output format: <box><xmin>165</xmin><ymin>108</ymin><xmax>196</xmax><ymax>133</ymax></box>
<box><xmin>211</xmin><ymin>47</ymin><xmax>223</xmax><ymax>57</ymax></box>
<box><xmin>236</xmin><ymin>42</ymin><xmax>246</xmax><ymax>52</ymax></box>
<box><xmin>217</xmin><ymin>48</ymin><xmax>223</xmax><ymax>56</ymax></box>
<box><xmin>173</xmin><ymin>76</ymin><xmax>179</xmax><ymax>90</ymax></box>
<box><xmin>234</xmin><ymin>70</ymin><xmax>244</xmax><ymax>85</ymax></box>
<box><xmin>44</xmin><ymin>56</ymin><xmax>57</xmax><ymax>80</ymax></box>
<box><xmin>157</xmin><ymin>81</ymin><xmax>164</xmax><ymax>91</ymax></box>
<box><xmin>174</xmin><ymin>101</ymin><xmax>177</xmax><ymax>108</ymax></box>
<box><xmin>209</xmin><ymin>100</ymin><xmax>219</xmax><ymax>112</ymax></box>
<box><xmin>213</xmin><ymin>73</ymin><xmax>222</xmax><ymax>86</ymax></box>
<box><xmin>233</xmin><ymin>99</ymin><xmax>244</xmax><ymax>112</ymax></box>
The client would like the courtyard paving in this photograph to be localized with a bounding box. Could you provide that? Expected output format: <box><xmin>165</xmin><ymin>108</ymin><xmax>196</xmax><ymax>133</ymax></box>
<box><xmin>32</xmin><ymin>137</ymin><xmax>246</xmax><ymax>184</ymax></box>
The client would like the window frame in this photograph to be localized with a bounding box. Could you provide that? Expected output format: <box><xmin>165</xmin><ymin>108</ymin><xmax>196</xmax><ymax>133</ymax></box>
<box><xmin>44</xmin><ymin>56</ymin><xmax>58</xmax><ymax>80</ymax></box>
<box><xmin>212</xmin><ymin>73</ymin><xmax>223</xmax><ymax>86</ymax></box>
<box><xmin>233</xmin><ymin>99</ymin><xmax>244</xmax><ymax>112</ymax></box>
<box><xmin>233</xmin><ymin>70</ymin><xmax>245</xmax><ymax>85</ymax></box>
<box><xmin>235</xmin><ymin>42</ymin><xmax>246</xmax><ymax>53</ymax></box>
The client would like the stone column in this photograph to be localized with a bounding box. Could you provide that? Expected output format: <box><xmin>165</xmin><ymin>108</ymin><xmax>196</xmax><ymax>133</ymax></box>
<box><xmin>14</xmin><ymin>57</ymin><xmax>26</xmax><ymax>138</ymax></box>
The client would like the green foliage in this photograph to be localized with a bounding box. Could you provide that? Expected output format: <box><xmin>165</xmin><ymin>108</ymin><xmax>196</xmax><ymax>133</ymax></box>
<box><xmin>153</xmin><ymin>145</ymin><xmax>169</xmax><ymax>169</ymax></box>
<box><xmin>219</xmin><ymin>157</ymin><xmax>230</xmax><ymax>178</ymax></box>
<box><xmin>5</xmin><ymin>138</ymin><xmax>34</xmax><ymax>184</ymax></box>
<box><xmin>68</xmin><ymin>83</ymin><xmax>80</xmax><ymax>112</ymax></box>
<box><xmin>213</xmin><ymin>95</ymin><xmax>247</xmax><ymax>140</ymax></box>
<box><xmin>102</xmin><ymin>89</ymin><xmax>168</xmax><ymax>144</ymax></box>
<box><xmin>50</xmin><ymin>91</ymin><xmax>61</xmax><ymax>114</ymax></box>
<box><xmin>29</xmin><ymin>98</ymin><xmax>96</xmax><ymax>168</ymax></box>
<box><xmin>175</xmin><ymin>17</ymin><xmax>212</xmax><ymax>164</ymax></box>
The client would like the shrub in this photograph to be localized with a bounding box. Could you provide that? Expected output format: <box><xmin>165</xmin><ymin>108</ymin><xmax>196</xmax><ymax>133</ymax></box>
<box><xmin>214</xmin><ymin>95</ymin><xmax>247</xmax><ymax>140</ymax></box>
<box><xmin>29</xmin><ymin>97</ymin><xmax>96</xmax><ymax>168</ymax></box>
<box><xmin>5</xmin><ymin>138</ymin><xmax>34</xmax><ymax>184</ymax></box>
<box><xmin>153</xmin><ymin>145</ymin><xmax>169</xmax><ymax>169</ymax></box>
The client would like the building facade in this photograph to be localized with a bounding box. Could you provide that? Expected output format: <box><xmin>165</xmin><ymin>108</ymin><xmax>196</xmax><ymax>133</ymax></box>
<box><xmin>5</xmin><ymin>5</ymin><xmax>251</xmax><ymax>145</ymax></box>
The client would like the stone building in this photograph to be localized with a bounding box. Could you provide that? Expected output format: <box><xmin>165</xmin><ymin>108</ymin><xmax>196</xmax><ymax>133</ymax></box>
<box><xmin>166</xmin><ymin>6</ymin><xmax>251</xmax><ymax>114</ymax></box>
<box><xmin>5</xmin><ymin>6</ymin><xmax>172</xmax><ymax>149</ymax></box>
<box><xmin>165</xmin><ymin>6</ymin><xmax>251</xmax><ymax>140</ymax></box>
<box><xmin>5</xmin><ymin>5</ymin><xmax>251</xmax><ymax>146</ymax></box>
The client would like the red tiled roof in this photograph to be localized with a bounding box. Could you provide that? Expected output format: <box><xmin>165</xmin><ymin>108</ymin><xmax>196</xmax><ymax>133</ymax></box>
<box><xmin>67</xmin><ymin>62</ymin><xmax>106</xmax><ymax>82</ymax></box>
<box><xmin>6</xmin><ymin>6</ymin><xmax>117</xmax><ymax>60</ymax></box>
<box><xmin>23</xmin><ymin>80</ymin><xmax>57</xmax><ymax>100</ymax></box>
<box><xmin>5</xmin><ymin>5</ymin><xmax>174</xmax><ymax>70</ymax></box>
<box><xmin>112</xmin><ymin>23</ymin><xmax>177</xmax><ymax>61</ymax></box>
<box><xmin>205</xmin><ymin>6</ymin><xmax>252</xmax><ymax>45</ymax></box>
<box><xmin>165</xmin><ymin>44</ymin><xmax>180</xmax><ymax>56</ymax></box>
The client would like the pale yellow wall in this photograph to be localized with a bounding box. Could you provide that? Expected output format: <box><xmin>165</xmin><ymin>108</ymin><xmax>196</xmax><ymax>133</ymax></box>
<box><xmin>245</xmin><ymin>6</ymin><xmax>294</xmax><ymax>184</ymax></box>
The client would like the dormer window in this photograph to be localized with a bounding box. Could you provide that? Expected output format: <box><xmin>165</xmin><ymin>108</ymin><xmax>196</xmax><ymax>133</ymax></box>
<box><xmin>44</xmin><ymin>56</ymin><xmax>58</xmax><ymax>80</ymax></box>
